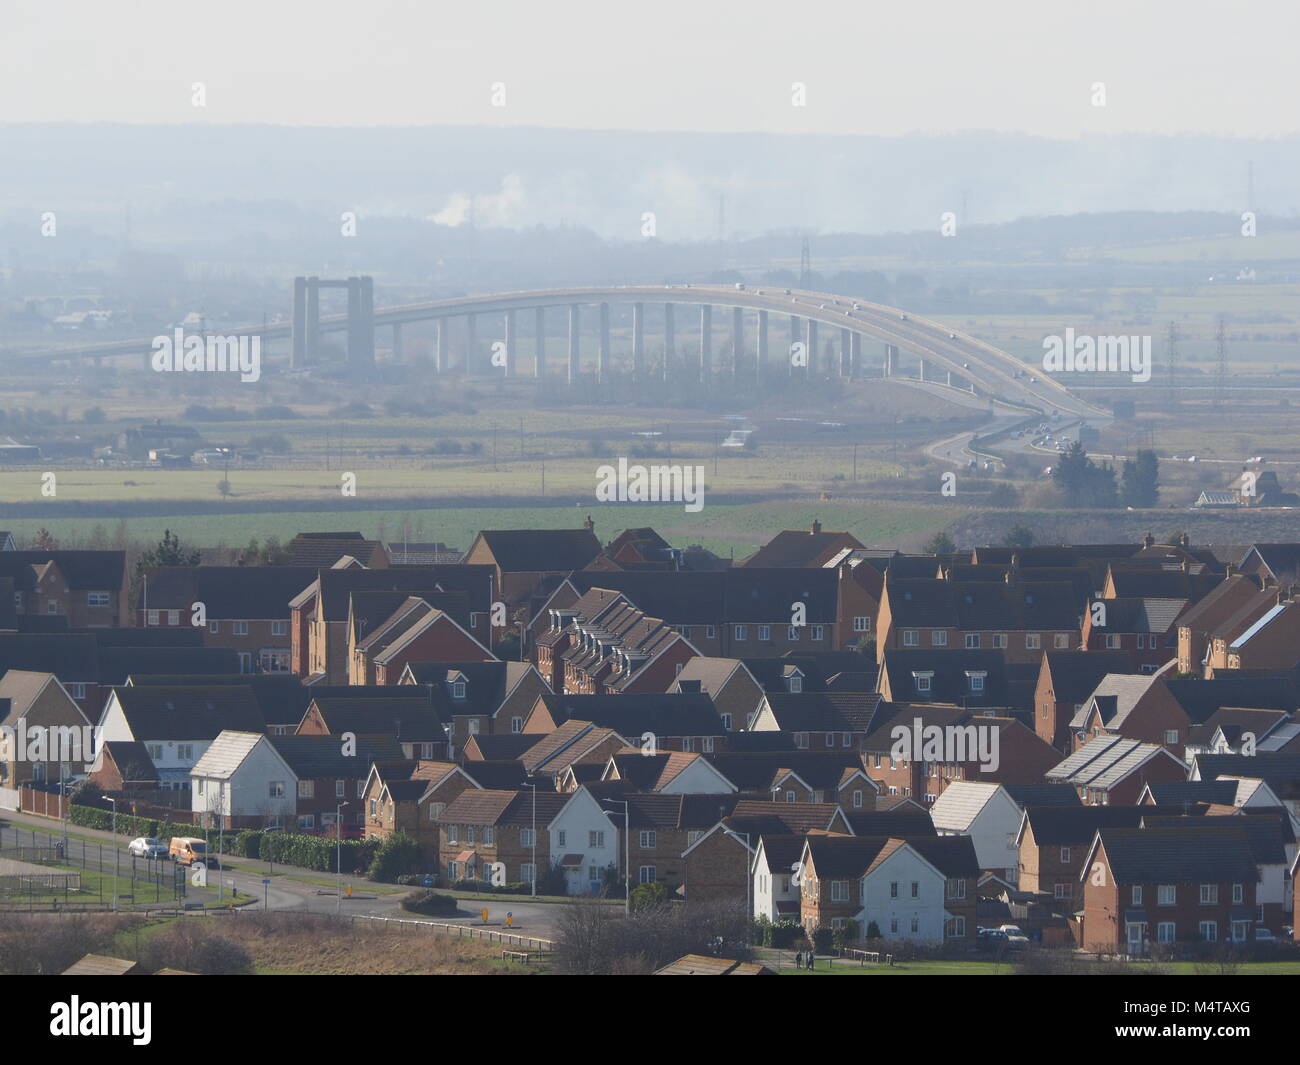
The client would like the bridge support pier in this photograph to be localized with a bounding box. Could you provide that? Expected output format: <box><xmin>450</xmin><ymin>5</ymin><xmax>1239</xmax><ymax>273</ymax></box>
<box><xmin>568</xmin><ymin>304</ymin><xmax>580</xmax><ymax>385</ymax></box>
<box><xmin>919</xmin><ymin>358</ymin><xmax>929</xmax><ymax>382</ymax></box>
<box><xmin>947</xmin><ymin>370</ymin><xmax>953</xmax><ymax>387</ymax></box>
<box><xmin>598</xmin><ymin>303</ymin><xmax>610</xmax><ymax>382</ymax></box>
<box><xmin>663</xmin><ymin>303</ymin><xmax>675</xmax><ymax>381</ymax></box>
<box><xmin>345</xmin><ymin>276</ymin><xmax>375</xmax><ymax>370</ymax></box>
<box><xmin>840</xmin><ymin>329</ymin><xmax>851</xmax><ymax>377</ymax></box>
<box><xmin>849</xmin><ymin>332</ymin><xmax>861</xmax><ymax>378</ymax></box>
<box><xmin>391</xmin><ymin>322</ymin><xmax>403</xmax><ymax>363</ymax></box>
<box><xmin>884</xmin><ymin>343</ymin><xmax>897</xmax><ymax>377</ymax></box>
<box><xmin>466</xmin><ymin>313</ymin><xmax>477</xmax><ymax>374</ymax></box>
<box><xmin>699</xmin><ymin>305</ymin><xmax>712</xmax><ymax>381</ymax></box>
<box><xmin>732</xmin><ymin>306</ymin><xmax>744</xmax><ymax>382</ymax></box>
<box><xmin>789</xmin><ymin>316</ymin><xmax>802</xmax><ymax>375</ymax></box>
<box><xmin>292</xmin><ymin>277</ymin><xmax>307</xmax><ymax>369</ymax></box>
<box><xmin>806</xmin><ymin>320</ymin><xmax>819</xmax><ymax>376</ymax></box>
<box><xmin>503</xmin><ymin>309</ymin><xmax>516</xmax><ymax>376</ymax></box>
<box><xmin>632</xmin><ymin>303</ymin><xmax>644</xmax><ymax>381</ymax></box>
<box><xmin>756</xmin><ymin>310</ymin><xmax>768</xmax><ymax>381</ymax></box>
<box><xmin>534</xmin><ymin>307</ymin><xmax>546</xmax><ymax>378</ymax></box>
<box><xmin>436</xmin><ymin>319</ymin><xmax>448</xmax><ymax>374</ymax></box>
<box><xmin>305</xmin><ymin>277</ymin><xmax>321</xmax><ymax>364</ymax></box>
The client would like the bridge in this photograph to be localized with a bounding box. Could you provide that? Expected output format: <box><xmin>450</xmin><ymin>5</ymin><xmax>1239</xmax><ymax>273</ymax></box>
<box><xmin>7</xmin><ymin>280</ymin><xmax>1106</xmax><ymax>419</ymax></box>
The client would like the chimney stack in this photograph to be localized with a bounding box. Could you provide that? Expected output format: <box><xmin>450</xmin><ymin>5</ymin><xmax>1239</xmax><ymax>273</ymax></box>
<box><xmin>1142</xmin><ymin>533</ymin><xmax>1155</xmax><ymax>549</ymax></box>
<box><xmin>1178</xmin><ymin>532</ymin><xmax>1190</xmax><ymax>548</ymax></box>
<box><xmin>811</xmin><ymin>519</ymin><xmax>822</xmax><ymax>535</ymax></box>
<box><xmin>583</xmin><ymin>515</ymin><xmax>595</xmax><ymax>532</ymax></box>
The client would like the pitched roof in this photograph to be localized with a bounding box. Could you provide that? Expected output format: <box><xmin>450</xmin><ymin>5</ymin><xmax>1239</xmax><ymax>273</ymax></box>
<box><xmin>741</xmin><ymin>528</ymin><xmax>864</xmax><ymax>568</ymax></box>
<box><xmin>1046</xmin><ymin>735</ymin><xmax>1180</xmax><ymax>791</ymax></box>
<box><xmin>1094</xmin><ymin>826</ymin><xmax>1258</xmax><ymax>883</ymax></box>
<box><xmin>759</xmin><ymin>691</ymin><xmax>887</xmax><ymax>733</ymax></box>
<box><xmin>472</xmin><ymin>529</ymin><xmax>602</xmax><ymax>572</ymax></box>
<box><xmin>109</xmin><ymin>685</ymin><xmax>266</xmax><ymax>740</ymax></box>
<box><xmin>268</xmin><ymin>734</ymin><xmax>405</xmax><ymax>778</ymax></box>
<box><xmin>138</xmin><ymin>565</ymin><xmax>312</xmax><ymax>616</ymax></box>
<box><xmin>537</xmin><ymin>693</ymin><xmax>725</xmax><ymax>736</ymax></box>
<box><xmin>189</xmin><ymin>730</ymin><xmax>270</xmax><ymax>779</ymax></box>
<box><xmin>0</xmin><ymin>551</ymin><xmax>126</xmax><ymax>590</ymax></box>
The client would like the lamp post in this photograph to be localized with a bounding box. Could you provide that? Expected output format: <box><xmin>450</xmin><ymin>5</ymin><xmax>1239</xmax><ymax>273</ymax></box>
<box><xmin>335</xmin><ymin>800</ymin><xmax>349</xmax><ymax>912</ymax></box>
<box><xmin>523</xmin><ymin>782</ymin><xmax>537</xmax><ymax>898</ymax></box>
<box><xmin>619</xmin><ymin>799</ymin><xmax>631</xmax><ymax>915</ymax></box>
<box><xmin>106</xmin><ymin>796</ymin><xmax>118</xmax><ymax>911</ymax></box>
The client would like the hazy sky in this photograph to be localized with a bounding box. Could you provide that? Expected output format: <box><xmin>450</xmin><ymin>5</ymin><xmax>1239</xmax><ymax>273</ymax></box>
<box><xmin>3</xmin><ymin>0</ymin><xmax>1297</xmax><ymax>137</ymax></box>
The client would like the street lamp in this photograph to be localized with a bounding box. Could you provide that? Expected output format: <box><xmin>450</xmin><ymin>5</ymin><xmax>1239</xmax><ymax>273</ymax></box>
<box><xmin>523</xmin><ymin>782</ymin><xmax>537</xmax><ymax>898</ymax></box>
<box><xmin>335</xmin><ymin>800</ymin><xmax>350</xmax><ymax>912</ymax></box>
<box><xmin>106</xmin><ymin>796</ymin><xmax>118</xmax><ymax>912</ymax></box>
<box><xmin>619</xmin><ymin>799</ymin><xmax>631</xmax><ymax>915</ymax></box>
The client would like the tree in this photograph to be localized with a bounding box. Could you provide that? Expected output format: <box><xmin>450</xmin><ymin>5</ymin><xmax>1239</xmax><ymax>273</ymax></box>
<box><xmin>1051</xmin><ymin>442</ymin><xmax>1118</xmax><ymax>508</ymax></box>
<box><xmin>629</xmin><ymin>881</ymin><xmax>668</xmax><ymax>914</ymax></box>
<box><xmin>923</xmin><ymin>531</ymin><xmax>956</xmax><ymax>554</ymax></box>
<box><xmin>1120</xmin><ymin>449</ymin><xmax>1160</xmax><ymax>508</ymax></box>
<box><xmin>217</xmin><ymin>478</ymin><xmax>232</xmax><ymax>498</ymax></box>
<box><xmin>367</xmin><ymin>832</ymin><xmax>423</xmax><ymax>883</ymax></box>
<box><xmin>29</xmin><ymin>528</ymin><xmax>58</xmax><ymax>550</ymax></box>
<box><xmin>985</xmin><ymin>482</ymin><xmax>1020</xmax><ymax>509</ymax></box>
<box><xmin>1003</xmin><ymin>524</ymin><xmax>1036</xmax><ymax>549</ymax></box>
<box><xmin>132</xmin><ymin>529</ymin><xmax>201</xmax><ymax>611</ymax></box>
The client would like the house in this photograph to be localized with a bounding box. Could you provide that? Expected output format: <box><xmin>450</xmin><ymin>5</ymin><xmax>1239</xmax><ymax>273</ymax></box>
<box><xmin>286</xmin><ymin>531</ymin><xmax>388</xmax><ymax>569</ymax></box>
<box><xmin>670</xmin><ymin>657</ymin><xmax>767</xmax><ymax>731</ymax></box>
<box><xmin>684</xmin><ymin>799</ymin><xmax>849</xmax><ymax>906</ymax></box>
<box><xmin>1034</xmin><ymin>650</ymin><xmax>1133</xmax><ymax>753</ymax></box>
<box><xmin>797</xmin><ymin>833</ymin><xmax>979</xmax><ymax>942</ymax></box>
<box><xmin>1175</xmin><ymin>572</ymin><xmax>1266</xmax><ymax>675</ymax></box>
<box><xmin>547</xmin><ymin>785</ymin><xmax>621</xmax><ymax>895</ymax></box>
<box><xmin>1080</xmin><ymin>825</ymin><xmax>1260</xmax><ymax>953</ymax></box>
<box><xmin>1046</xmin><ymin>736</ymin><xmax>1187</xmax><ymax>806</ymax></box>
<box><xmin>521</xmin><ymin>692</ymin><xmax>729</xmax><ymax>753</ymax></box>
<box><xmin>705</xmin><ymin>749</ymin><xmax>877</xmax><ymax>809</ymax></box>
<box><xmin>437</xmin><ymin>788</ymin><xmax>570</xmax><ymax>886</ymax></box>
<box><xmin>600</xmin><ymin>748</ymin><xmax>737</xmax><ymax>794</ymax></box>
<box><xmin>0</xmin><ymin>550</ymin><xmax>129</xmax><ymax>627</ymax></box>
<box><xmin>1220</xmin><ymin>597</ymin><xmax>1300</xmax><ymax>673</ymax></box>
<box><xmin>928</xmin><ymin>781</ymin><xmax>1026</xmax><ymax>882</ymax></box>
<box><xmin>262</xmin><ymin>734</ymin><xmax>405</xmax><ymax>832</ymax></box>
<box><xmin>400</xmin><ymin>660</ymin><xmax>550</xmax><ymax>753</ymax></box>
<box><xmin>1200</xmin><ymin>582</ymin><xmax>1288</xmax><ymax>676</ymax></box>
<box><xmin>740</xmin><ymin>521</ymin><xmax>864</xmax><ymax>568</ymax></box>
<box><xmin>749</xmin><ymin>690</ymin><xmax>889</xmax><ymax>753</ymax></box>
<box><xmin>875</xmin><ymin>573</ymin><xmax>1084</xmax><ymax>666</ymax></box>
<box><xmin>288</xmin><ymin>566</ymin><xmax>496</xmax><ymax>682</ymax></box>
<box><xmin>87</xmin><ymin>741</ymin><xmax>160</xmax><ymax>794</ymax></box>
<box><xmin>462</xmin><ymin>526</ymin><xmax>602</xmax><ymax>609</ymax></box>
<box><xmin>1079</xmin><ymin>596</ymin><xmax>1184</xmax><ymax>672</ymax></box>
<box><xmin>295</xmin><ymin>696</ymin><xmax>446</xmax><ymax>761</ymax></box>
<box><xmin>96</xmin><ymin>684</ymin><xmax>266</xmax><ymax>794</ymax></box>
<box><xmin>1069</xmin><ymin>673</ymin><xmax>1191</xmax><ymax>756</ymax></box>
<box><xmin>595</xmin><ymin>789</ymin><xmax>743</xmax><ymax>894</ymax></box>
<box><xmin>0</xmin><ymin>635</ymin><xmax>100</xmax><ymax>715</ymax></box>
<box><xmin>1191</xmin><ymin>753</ymin><xmax>1300</xmax><ymax>820</ymax></box>
<box><xmin>188</xmin><ymin>730</ymin><xmax>296</xmax><ymax>829</ymax></box>
<box><xmin>875</xmin><ymin>649</ymin><xmax>1033</xmax><ymax>713</ymax></box>
<box><xmin>347</xmin><ymin>594</ymin><xmax>495</xmax><ymax>685</ymax></box>
<box><xmin>361</xmin><ymin>760</ymin><xmax>481</xmax><ymax>862</ymax></box>
<box><xmin>750</xmin><ymin>834</ymin><xmax>809</xmax><ymax>921</ymax></box>
<box><xmin>1016</xmin><ymin>804</ymin><xmax>1159</xmax><ymax>905</ymax></box>
<box><xmin>518</xmin><ymin>719</ymin><xmax>629</xmax><ymax>781</ymax></box>
<box><xmin>136</xmin><ymin>565</ymin><xmax>312</xmax><ymax>673</ymax></box>
<box><xmin>0</xmin><ymin>670</ymin><xmax>94</xmax><ymax>800</ymax></box>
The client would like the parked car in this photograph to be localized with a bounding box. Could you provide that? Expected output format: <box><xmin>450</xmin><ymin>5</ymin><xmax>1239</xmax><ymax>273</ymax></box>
<box><xmin>128</xmin><ymin>837</ymin><xmax>168</xmax><ymax>860</ymax></box>
<box><xmin>169</xmin><ymin>836</ymin><xmax>218</xmax><ymax>868</ymax></box>
<box><xmin>1253</xmin><ymin>928</ymin><xmax>1277</xmax><ymax>943</ymax></box>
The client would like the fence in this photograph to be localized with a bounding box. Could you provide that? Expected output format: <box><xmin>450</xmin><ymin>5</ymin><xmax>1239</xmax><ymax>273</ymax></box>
<box><xmin>346</xmin><ymin>913</ymin><xmax>554</xmax><ymax>952</ymax></box>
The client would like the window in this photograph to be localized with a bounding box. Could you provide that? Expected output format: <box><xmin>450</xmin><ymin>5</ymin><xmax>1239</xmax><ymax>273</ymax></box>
<box><xmin>1131</xmin><ymin>886</ymin><xmax>1142</xmax><ymax>905</ymax></box>
<box><xmin>681</xmin><ymin>738</ymin><xmax>693</xmax><ymax>752</ymax></box>
<box><xmin>912</xmin><ymin>671</ymin><xmax>932</xmax><ymax>694</ymax></box>
<box><xmin>147</xmin><ymin>610</ymin><xmax>159</xmax><ymax>626</ymax></box>
<box><xmin>1158</xmin><ymin>884</ymin><xmax>1176</xmax><ymax>905</ymax></box>
<box><xmin>46</xmin><ymin>600</ymin><xmax>58</xmax><ymax>615</ymax></box>
<box><xmin>1054</xmin><ymin>882</ymin><xmax>1071</xmax><ymax>900</ymax></box>
<box><xmin>557</xmin><ymin>830</ymin><xmax>567</xmax><ymax>848</ymax></box>
<box><xmin>788</xmin><ymin>675</ymin><xmax>802</xmax><ymax>693</ymax></box>
<box><xmin>87</xmin><ymin>592</ymin><xmax>110</xmax><ymax>608</ymax></box>
<box><xmin>794</xmin><ymin>733</ymin><xmax>807</xmax><ymax>749</ymax></box>
<box><xmin>932</xmin><ymin>630</ymin><xmax>948</xmax><ymax>647</ymax></box>
<box><xmin>911</xmin><ymin>881</ymin><xmax>919</xmax><ymax>898</ymax></box>
<box><xmin>1164</xmin><ymin>729</ymin><xmax>1179</xmax><ymax>745</ymax></box>
<box><xmin>911</xmin><ymin>916</ymin><xmax>920</xmax><ymax>933</ymax></box>
<box><xmin>521</xmin><ymin>828</ymin><xmax>536</xmax><ymax>847</ymax></box>
<box><xmin>831</xmin><ymin>880</ymin><xmax>849</xmax><ymax>902</ymax></box>
<box><xmin>1231</xmin><ymin>920</ymin><xmax>1250</xmax><ymax>942</ymax></box>
<box><xmin>945</xmin><ymin>916</ymin><xmax>966</xmax><ymax>938</ymax></box>
<box><xmin>511</xmin><ymin>716</ymin><xmax>522</xmax><ymax>733</ymax></box>
<box><xmin>890</xmin><ymin>881</ymin><xmax>899</xmax><ymax>898</ymax></box>
<box><xmin>825</xmin><ymin>733</ymin><xmax>835</xmax><ymax>748</ymax></box>
<box><xmin>902</xmin><ymin>629</ymin><xmax>919</xmax><ymax>647</ymax></box>
<box><xmin>680</xmin><ymin>626</ymin><xmax>690</xmax><ymax>639</ymax></box>
<box><xmin>269</xmin><ymin>781</ymin><xmax>285</xmax><ymax>798</ymax></box>
<box><xmin>687</xmin><ymin>830</ymin><xmax>703</xmax><ymax>847</ymax></box>
<box><xmin>852</xmin><ymin>790</ymin><xmax>863</xmax><ymax>808</ymax></box>
<box><xmin>67</xmin><ymin>682</ymin><xmax>87</xmax><ymax>700</ymax></box>
<box><xmin>588</xmin><ymin>830</ymin><xmax>605</xmax><ymax>848</ymax></box>
<box><xmin>703</xmin><ymin>737</ymin><xmax>714</xmax><ymax>753</ymax></box>
<box><xmin>966</xmin><ymin>672</ymin><xmax>986</xmax><ymax>693</ymax></box>
<box><xmin>1025</xmin><ymin>634</ymin><xmax>1041</xmax><ymax>649</ymax></box>
<box><xmin>521</xmin><ymin>863</ymin><xmax>536</xmax><ymax>885</ymax></box>
<box><xmin>207</xmin><ymin>620</ymin><xmax>220</xmax><ymax>635</ymax></box>
<box><xmin>147</xmin><ymin>743</ymin><xmax>163</xmax><ymax>759</ymax></box>
<box><xmin>1199</xmin><ymin>921</ymin><xmax>1217</xmax><ymax>942</ymax></box>
<box><xmin>785</xmin><ymin>790</ymin><xmax>796</xmax><ymax>803</ymax></box>
<box><xmin>637</xmin><ymin>829</ymin><xmax>658</xmax><ymax>850</ymax></box>
<box><xmin>452</xmin><ymin>682</ymin><xmax>466</xmax><ymax>698</ymax></box>
<box><xmin>298</xmin><ymin>780</ymin><xmax>314</xmax><ymax>798</ymax></box>
<box><xmin>298</xmin><ymin>815</ymin><xmax>315</xmax><ymax>830</ymax></box>
<box><xmin>1232</xmin><ymin>883</ymin><xmax>1244</xmax><ymax>904</ymax></box>
<box><xmin>466</xmin><ymin>827</ymin><xmax>475</xmax><ymax>845</ymax></box>
<box><xmin>721</xmin><ymin>713</ymin><xmax>732</xmax><ymax>730</ymax></box>
<box><xmin>853</xmin><ymin>616</ymin><xmax>871</xmax><ymax>633</ymax></box>
<box><xmin>1060</xmin><ymin>846</ymin><xmax>1071</xmax><ymax>863</ymax></box>
<box><xmin>734</xmin><ymin>625</ymin><xmax>748</xmax><ymax>641</ymax></box>
<box><xmin>1200</xmin><ymin>884</ymin><xmax>1218</xmax><ymax>904</ymax></box>
<box><xmin>177</xmin><ymin>744</ymin><xmax>194</xmax><ymax>760</ymax></box>
<box><xmin>1054</xmin><ymin>634</ymin><xmax>1070</xmax><ymax>649</ymax></box>
<box><xmin>228</xmin><ymin>620</ymin><xmax>247</xmax><ymax>636</ymax></box>
<box><xmin>467</xmin><ymin>719</ymin><xmax>480</xmax><ymax>736</ymax></box>
<box><xmin>705</xmin><ymin>625</ymin><xmax>716</xmax><ymax>639</ymax></box>
<box><xmin>272</xmin><ymin>620</ymin><xmax>288</xmax><ymax>637</ymax></box>
<box><xmin>810</xmin><ymin>625</ymin><xmax>824</xmax><ymax>641</ymax></box>
<box><xmin>758</xmin><ymin>625</ymin><xmax>771</xmax><ymax>641</ymax></box>
<box><xmin>946</xmin><ymin>877</ymin><xmax>966</xmax><ymax>900</ymax></box>
<box><xmin>639</xmin><ymin>866</ymin><xmax>656</xmax><ymax>884</ymax></box>
<box><xmin>890</xmin><ymin>918</ymin><xmax>899</xmax><ymax>933</ymax></box>
<box><xmin>448</xmin><ymin>825</ymin><xmax>459</xmax><ymax>844</ymax></box>
<box><xmin>1105</xmin><ymin>634</ymin><xmax>1121</xmax><ymax>649</ymax></box>
<box><xmin>965</xmin><ymin>633</ymin><xmax>980</xmax><ymax>649</ymax></box>
<box><xmin>787</xmin><ymin>626</ymin><xmax>800</xmax><ymax>642</ymax></box>
<box><xmin>1158</xmin><ymin>922</ymin><xmax>1176</xmax><ymax>943</ymax></box>
<box><xmin>992</xmin><ymin>633</ymin><xmax>1006</xmax><ymax>649</ymax></box>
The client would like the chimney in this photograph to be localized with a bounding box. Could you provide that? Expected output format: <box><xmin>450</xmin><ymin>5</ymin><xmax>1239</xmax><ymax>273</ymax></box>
<box><xmin>583</xmin><ymin>515</ymin><xmax>595</xmax><ymax>533</ymax></box>
<box><xmin>1225</xmin><ymin>563</ymin><xmax>1236</xmax><ymax>577</ymax></box>
<box><xmin>1178</xmin><ymin>532</ymin><xmax>1190</xmax><ymax>548</ymax></box>
<box><xmin>811</xmin><ymin>519</ymin><xmax>822</xmax><ymax>536</ymax></box>
<box><xmin>1142</xmin><ymin>533</ymin><xmax>1155</xmax><ymax>549</ymax></box>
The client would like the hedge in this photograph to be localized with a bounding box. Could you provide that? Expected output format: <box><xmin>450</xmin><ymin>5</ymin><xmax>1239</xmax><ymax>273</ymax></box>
<box><xmin>67</xmin><ymin>804</ymin><xmax>376</xmax><ymax>874</ymax></box>
<box><xmin>400</xmin><ymin>890</ymin><xmax>460</xmax><ymax>917</ymax></box>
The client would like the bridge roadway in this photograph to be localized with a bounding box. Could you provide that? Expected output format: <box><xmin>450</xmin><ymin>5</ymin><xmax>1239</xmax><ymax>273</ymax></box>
<box><xmin>7</xmin><ymin>284</ymin><xmax>1106</xmax><ymax>420</ymax></box>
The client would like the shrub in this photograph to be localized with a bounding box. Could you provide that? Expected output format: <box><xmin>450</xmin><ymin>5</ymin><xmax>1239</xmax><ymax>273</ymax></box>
<box><xmin>808</xmin><ymin>925</ymin><xmax>835</xmax><ymax>954</ymax></box>
<box><xmin>367</xmin><ymin>833</ymin><xmax>424</xmax><ymax>883</ymax></box>
<box><xmin>400</xmin><ymin>890</ymin><xmax>460</xmax><ymax>917</ymax></box>
<box><xmin>629</xmin><ymin>881</ymin><xmax>668</xmax><ymax>913</ymax></box>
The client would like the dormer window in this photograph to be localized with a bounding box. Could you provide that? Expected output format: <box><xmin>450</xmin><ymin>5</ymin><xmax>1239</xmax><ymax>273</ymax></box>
<box><xmin>452</xmin><ymin>682</ymin><xmax>466</xmax><ymax>699</ymax></box>
<box><xmin>911</xmin><ymin>671</ymin><xmax>933</xmax><ymax>694</ymax></box>
<box><xmin>965</xmin><ymin>671</ymin><xmax>986</xmax><ymax>693</ymax></box>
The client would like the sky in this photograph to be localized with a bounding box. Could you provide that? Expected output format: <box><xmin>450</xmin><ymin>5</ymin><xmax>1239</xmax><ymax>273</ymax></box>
<box><xmin>2</xmin><ymin>0</ymin><xmax>1298</xmax><ymax>137</ymax></box>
